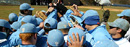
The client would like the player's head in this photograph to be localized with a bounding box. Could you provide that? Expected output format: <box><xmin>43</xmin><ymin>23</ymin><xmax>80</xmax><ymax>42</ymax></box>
<box><xmin>21</xmin><ymin>16</ymin><xmax>37</xmax><ymax>26</ymax></box>
<box><xmin>0</xmin><ymin>19</ymin><xmax>12</xmax><ymax>39</ymax></box>
<box><xmin>47</xmin><ymin>29</ymin><xmax>65</xmax><ymax>47</ymax></box>
<box><xmin>57</xmin><ymin>21</ymin><xmax>70</xmax><ymax>34</ymax></box>
<box><xmin>44</xmin><ymin>18</ymin><xmax>57</xmax><ymax>34</ymax></box>
<box><xmin>20</xmin><ymin>3</ymin><xmax>34</xmax><ymax>15</ymax></box>
<box><xmin>108</xmin><ymin>18</ymin><xmax>129</xmax><ymax>37</ymax></box>
<box><xmin>82</xmin><ymin>10</ymin><xmax>100</xmax><ymax>31</ymax></box>
<box><xmin>8</xmin><ymin>13</ymin><xmax>18</xmax><ymax>24</ymax></box>
<box><xmin>11</xmin><ymin>22</ymin><xmax>21</xmax><ymax>32</ymax></box>
<box><xmin>19</xmin><ymin>23</ymin><xmax>37</xmax><ymax>45</ymax></box>
<box><xmin>117</xmin><ymin>9</ymin><xmax>130</xmax><ymax>23</ymax></box>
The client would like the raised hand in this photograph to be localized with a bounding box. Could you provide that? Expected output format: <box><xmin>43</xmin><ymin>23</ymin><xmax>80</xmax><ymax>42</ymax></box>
<box><xmin>68</xmin><ymin>33</ymin><xmax>84</xmax><ymax>47</ymax></box>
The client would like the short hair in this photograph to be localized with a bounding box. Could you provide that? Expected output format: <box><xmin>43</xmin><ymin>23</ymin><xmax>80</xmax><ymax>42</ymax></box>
<box><xmin>8</xmin><ymin>20</ymin><xmax>14</xmax><ymax>24</ymax></box>
<box><xmin>116</xmin><ymin>28</ymin><xmax>127</xmax><ymax>37</ymax></box>
<box><xmin>44</xmin><ymin>27</ymin><xmax>53</xmax><ymax>33</ymax></box>
<box><xmin>19</xmin><ymin>33</ymin><xmax>35</xmax><ymax>41</ymax></box>
<box><xmin>44</xmin><ymin>23</ymin><xmax>56</xmax><ymax>33</ymax></box>
<box><xmin>120</xmin><ymin>16</ymin><xmax>130</xmax><ymax>24</ymax></box>
<box><xmin>121</xmin><ymin>30</ymin><xmax>126</xmax><ymax>37</ymax></box>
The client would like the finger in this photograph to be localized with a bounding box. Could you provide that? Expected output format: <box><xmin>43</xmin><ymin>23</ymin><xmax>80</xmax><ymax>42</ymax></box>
<box><xmin>72</xmin><ymin>32</ymin><xmax>76</xmax><ymax>41</ymax></box>
<box><xmin>68</xmin><ymin>42</ymin><xmax>72</xmax><ymax>46</ymax></box>
<box><xmin>76</xmin><ymin>5</ymin><xmax>78</xmax><ymax>10</ymax></box>
<box><xmin>69</xmin><ymin>36</ymin><xmax>73</xmax><ymax>43</ymax></box>
<box><xmin>72</xmin><ymin>4</ymin><xmax>74</xmax><ymax>7</ymax></box>
<box><xmin>71</xmin><ymin>13</ymin><xmax>76</xmax><ymax>16</ymax></box>
<box><xmin>73</xmin><ymin>4</ymin><xmax>76</xmax><ymax>6</ymax></box>
<box><xmin>76</xmin><ymin>33</ymin><xmax>80</xmax><ymax>42</ymax></box>
<box><xmin>70</xmin><ymin>7</ymin><xmax>74</xmax><ymax>11</ymax></box>
<box><xmin>68</xmin><ymin>23</ymin><xmax>71</xmax><ymax>27</ymax></box>
<box><xmin>80</xmin><ymin>36</ymin><xmax>84</xmax><ymax>45</ymax></box>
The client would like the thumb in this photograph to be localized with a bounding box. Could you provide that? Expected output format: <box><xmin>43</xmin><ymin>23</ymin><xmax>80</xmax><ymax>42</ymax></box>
<box><xmin>71</xmin><ymin>13</ymin><xmax>76</xmax><ymax>15</ymax></box>
<box><xmin>70</xmin><ymin>7</ymin><xmax>74</xmax><ymax>11</ymax></box>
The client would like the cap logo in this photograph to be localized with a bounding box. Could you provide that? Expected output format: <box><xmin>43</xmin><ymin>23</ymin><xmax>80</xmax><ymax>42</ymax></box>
<box><xmin>55</xmin><ymin>42</ymin><xmax>59</xmax><ymax>46</ymax></box>
<box><xmin>64</xmin><ymin>25</ymin><xmax>66</xmax><ymax>28</ymax></box>
<box><xmin>97</xmin><ymin>22</ymin><xmax>100</xmax><ymax>24</ymax></box>
<box><xmin>22</xmin><ymin>28</ymin><xmax>25</xmax><ymax>32</ymax></box>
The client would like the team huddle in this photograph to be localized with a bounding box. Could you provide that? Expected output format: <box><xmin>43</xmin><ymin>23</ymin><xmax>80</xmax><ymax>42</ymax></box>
<box><xmin>0</xmin><ymin>0</ymin><xmax>130</xmax><ymax>47</ymax></box>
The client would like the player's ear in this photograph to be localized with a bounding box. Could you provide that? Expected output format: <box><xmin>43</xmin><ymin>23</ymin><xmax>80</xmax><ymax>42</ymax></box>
<box><xmin>34</xmin><ymin>33</ymin><xmax>37</xmax><ymax>40</ymax></box>
<box><xmin>117</xmin><ymin>28</ymin><xmax>122</xmax><ymax>33</ymax></box>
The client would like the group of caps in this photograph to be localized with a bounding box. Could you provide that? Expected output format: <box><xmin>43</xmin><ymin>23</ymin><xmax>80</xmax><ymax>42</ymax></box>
<box><xmin>0</xmin><ymin>3</ymin><xmax>130</xmax><ymax>47</ymax></box>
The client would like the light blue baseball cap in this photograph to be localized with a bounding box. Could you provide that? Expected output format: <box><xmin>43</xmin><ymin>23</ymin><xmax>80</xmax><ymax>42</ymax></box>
<box><xmin>19</xmin><ymin>23</ymin><xmax>37</xmax><ymax>33</ymax></box>
<box><xmin>47</xmin><ymin>29</ymin><xmax>64</xmax><ymax>47</ymax></box>
<box><xmin>67</xmin><ymin>28</ymin><xmax>86</xmax><ymax>45</ymax></box>
<box><xmin>94</xmin><ymin>40</ymin><xmax>119</xmax><ymax>47</ymax></box>
<box><xmin>117</xmin><ymin>9</ymin><xmax>130</xmax><ymax>17</ymax></box>
<box><xmin>108</xmin><ymin>18</ymin><xmax>129</xmax><ymax>31</ymax></box>
<box><xmin>81</xmin><ymin>10</ymin><xmax>99</xmax><ymax>21</ymax></box>
<box><xmin>21</xmin><ymin>16</ymin><xmax>37</xmax><ymax>25</ymax></box>
<box><xmin>11</xmin><ymin>22</ymin><xmax>21</xmax><ymax>30</ymax></box>
<box><xmin>8</xmin><ymin>13</ymin><xmax>18</xmax><ymax>22</ymax></box>
<box><xmin>0</xmin><ymin>19</ymin><xmax>11</xmax><ymax>30</ymax></box>
<box><xmin>20</xmin><ymin>3</ymin><xmax>34</xmax><ymax>10</ymax></box>
<box><xmin>57</xmin><ymin>21</ymin><xmax>70</xmax><ymax>29</ymax></box>
<box><xmin>44</xmin><ymin>18</ymin><xmax>57</xmax><ymax>28</ymax></box>
<box><xmin>36</xmin><ymin>18</ymin><xmax>43</xmax><ymax>25</ymax></box>
<box><xmin>0</xmin><ymin>32</ymin><xmax>7</xmax><ymax>39</ymax></box>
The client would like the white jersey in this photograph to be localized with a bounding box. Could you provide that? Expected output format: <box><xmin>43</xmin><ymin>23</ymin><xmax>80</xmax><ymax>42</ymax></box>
<box><xmin>125</xmin><ymin>27</ymin><xmax>130</xmax><ymax>42</ymax></box>
<box><xmin>64</xmin><ymin>35</ymin><xmax>68</xmax><ymax>47</ymax></box>
<box><xmin>0</xmin><ymin>39</ymin><xmax>7</xmax><ymax>43</ymax></box>
<box><xmin>114</xmin><ymin>38</ymin><xmax>130</xmax><ymax>47</ymax></box>
<box><xmin>64</xmin><ymin>35</ymin><xmax>68</xmax><ymax>42</ymax></box>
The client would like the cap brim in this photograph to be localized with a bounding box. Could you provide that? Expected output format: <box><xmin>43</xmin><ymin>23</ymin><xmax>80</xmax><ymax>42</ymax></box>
<box><xmin>117</xmin><ymin>14</ymin><xmax>123</xmax><ymax>17</ymax></box>
<box><xmin>107</xmin><ymin>22</ymin><xmax>118</xmax><ymax>27</ymax></box>
<box><xmin>28</xmin><ymin>8</ymin><xmax>34</xmax><ymax>10</ymax></box>
<box><xmin>10</xmin><ymin>25</ymin><xmax>17</xmax><ymax>30</ymax></box>
<box><xmin>10</xmin><ymin>25</ymin><xmax>13</xmax><ymax>29</ymax></box>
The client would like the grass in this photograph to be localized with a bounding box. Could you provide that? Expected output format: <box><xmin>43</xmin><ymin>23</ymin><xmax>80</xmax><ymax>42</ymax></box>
<box><xmin>78</xmin><ymin>6</ymin><xmax>130</xmax><ymax>10</ymax></box>
<box><xmin>0</xmin><ymin>5</ymin><xmax>125</xmax><ymax>20</ymax></box>
<box><xmin>0</xmin><ymin>5</ymin><xmax>48</xmax><ymax>20</ymax></box>
<box><xmin>0</xmin><ymin>5</ymin><xmax>127</xmax><ymax>22</ymax></box>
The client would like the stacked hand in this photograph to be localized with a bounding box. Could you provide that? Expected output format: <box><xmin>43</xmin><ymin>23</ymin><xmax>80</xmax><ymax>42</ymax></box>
<box><xmin>47</xmin><ymin>7</ymin><xmax>54</xmax><ymax>13</ymax></box>
<box><xmin>68</xmin><ymin>33</ymin><xmax>84</xmax><ymax>47</ymax></box>
<box><xmin>70</xmin><ymin>4</ymin><xmax>82</xmax><ymax>17</ymax></box>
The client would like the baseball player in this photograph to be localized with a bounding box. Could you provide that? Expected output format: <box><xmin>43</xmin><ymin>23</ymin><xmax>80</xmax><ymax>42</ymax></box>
<box><xmin>108</xmin><ymin>18</ymin><xmax>130</xmax><ymax>47</ymax></box>
<box><xmin>116</xmin><ymin>9</ymin><xmax>130</xmax><ymax>42</ymax></box>
<box><xmin>18</xmin><ymin>3</ymin><xmax>34</xmax><ymax>22</ymax></box>
<box><xmin>8</xmin><ymin>13</ymin><xmax>18</xmax><ymax>24</ymax></box>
